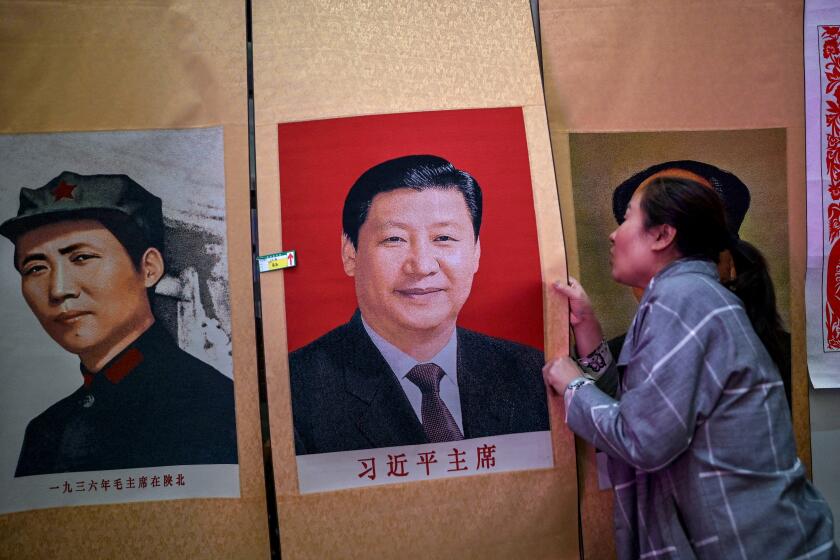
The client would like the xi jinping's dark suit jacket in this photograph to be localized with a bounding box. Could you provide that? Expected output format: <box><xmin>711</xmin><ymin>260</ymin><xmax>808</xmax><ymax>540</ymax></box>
<box><xmin>290</xmin><ymin>311</ymin><xmax>549</xmax><ymax>455</ymax></box>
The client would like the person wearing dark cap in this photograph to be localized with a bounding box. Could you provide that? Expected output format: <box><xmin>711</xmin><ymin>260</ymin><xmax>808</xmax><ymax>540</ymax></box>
<box><xmin>1</xmin><ymin>171</ymin><xmax>237</xmax><ymax>477</ymax></box>
<box><xmin>606</xmin><ymin>160</ymin><xmax>791</xmax><ymax>407</ymax></box>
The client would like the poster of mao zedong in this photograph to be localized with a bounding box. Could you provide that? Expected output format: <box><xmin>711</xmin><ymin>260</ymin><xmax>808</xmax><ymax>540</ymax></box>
<box><xmin>279</xmin><ymin>108</ymin><xmax>552</xmax><ymax>493</ymax></box>
<box><xmin>0</xmin><ymin>128</ymin><xmax>239</xmax><ymax>514</ymax></box>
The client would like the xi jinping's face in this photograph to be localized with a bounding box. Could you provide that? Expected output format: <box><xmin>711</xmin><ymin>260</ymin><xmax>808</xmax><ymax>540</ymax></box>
<box><xmin>14</xmin><ymin>219</ymin><xmax>158</xmax><ymax>362</ymax></box>
<box><xmin>342</xmin><ymin>187</ymin><xmax>481</xmax><ymax>343</ymax></box>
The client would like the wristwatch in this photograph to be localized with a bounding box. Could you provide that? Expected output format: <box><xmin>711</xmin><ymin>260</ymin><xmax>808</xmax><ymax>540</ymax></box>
<box><xmin>565</xmin><ymin>377</ymin><xmax>591</xmax><ymax>393</ymax></box>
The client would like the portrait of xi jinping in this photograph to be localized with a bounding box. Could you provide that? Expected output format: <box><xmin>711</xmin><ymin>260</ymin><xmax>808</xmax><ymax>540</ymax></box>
<box><xmin>1</xmin><ymin>171</ymin><xmax>237</xmax><ymax>477</ymax></box>
<box><xmin>290</xmin><ymin>155</ymin><xmax>549</xmax><ymax>455</ymax></box>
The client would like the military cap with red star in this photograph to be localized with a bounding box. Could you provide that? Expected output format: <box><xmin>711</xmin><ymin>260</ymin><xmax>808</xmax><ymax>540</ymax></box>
<box><xmin>0</xmin><ymin>171</ymin><xmax>164</xmax><ymax>249</ymax></box>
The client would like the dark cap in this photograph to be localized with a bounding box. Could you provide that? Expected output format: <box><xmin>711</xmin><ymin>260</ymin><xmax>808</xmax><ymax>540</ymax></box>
<box><xmin>0</xmin><ymin>171</ymin><xmax>164</xmax><ymax>248</ymax></box>
<box><xmin>612</xmin><ymin>160</ymin><xmax>751</xmax><ymax>236</ymax></box>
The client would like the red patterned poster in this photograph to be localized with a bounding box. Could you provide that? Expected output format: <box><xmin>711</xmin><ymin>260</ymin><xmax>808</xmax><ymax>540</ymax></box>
<box><xmin>806</xmin><ymin>3</ymin><xmax>840</xmax><ymax>387</ymax></box>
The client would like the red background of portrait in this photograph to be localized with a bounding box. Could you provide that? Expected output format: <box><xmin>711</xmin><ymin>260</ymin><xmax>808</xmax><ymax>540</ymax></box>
<box><xmin>279</xmin><ymin>108</ymin><xmax>545</xmax><ymax>352</ymax></box>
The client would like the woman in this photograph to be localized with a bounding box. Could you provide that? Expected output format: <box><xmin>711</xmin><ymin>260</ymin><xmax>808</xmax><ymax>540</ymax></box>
<box><xmin>543</xmin><ymin>176</ymin><xmax>838</xmax><ymax>559</ymax></box>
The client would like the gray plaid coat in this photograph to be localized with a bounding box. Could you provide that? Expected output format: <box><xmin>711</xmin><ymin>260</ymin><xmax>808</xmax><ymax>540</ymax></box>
<box><xmin>566</xmin><ymin>259</ymin><xmax>838</xmax><ymax>559</ymax></box>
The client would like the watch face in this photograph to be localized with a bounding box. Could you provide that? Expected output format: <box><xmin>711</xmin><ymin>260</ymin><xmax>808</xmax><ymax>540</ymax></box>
<box><xmin>568</xmin><ymin>378</ymin><xmax>587</xmax><ymax>391</ymax></box>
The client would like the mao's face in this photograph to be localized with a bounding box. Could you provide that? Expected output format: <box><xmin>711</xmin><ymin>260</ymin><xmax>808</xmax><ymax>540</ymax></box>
<box><xmin>15</xmin><ymin>219</ymin><xmax>155</xmax><ymax>358</ymax></box>
<box><xmin>343</xmin><ymin>188</ymin><xmax>481</xmax><ymax>341</ymax></box>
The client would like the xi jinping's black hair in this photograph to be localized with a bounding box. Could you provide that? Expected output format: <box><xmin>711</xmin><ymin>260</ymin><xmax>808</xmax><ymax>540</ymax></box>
<box><xmin>341</xmin><ymin>155</ymin><xmax>482</xmax><ymax>248</ymax></box>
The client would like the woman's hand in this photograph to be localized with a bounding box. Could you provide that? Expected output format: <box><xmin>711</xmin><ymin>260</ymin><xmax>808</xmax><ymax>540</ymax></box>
<box><xmin>553</xmin><ymin>277</ymin><xmax>595</xmax><ymax>327</ymax></box>
<box><xmin>543</xmin><ymin>356</ymin><xmax>585</xmax><ymax>395</ymax></box>
<box><xmin>552</xmin><ymin>277</ymin><xmax>604</xmax><ymax>356</ymax></box>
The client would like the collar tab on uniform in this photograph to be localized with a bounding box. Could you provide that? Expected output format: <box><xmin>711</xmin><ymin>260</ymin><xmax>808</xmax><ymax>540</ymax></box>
<box><xmin>82</xmin><ymin>347</ymin><xmax>144</xmax><ymax>387</ymax></box>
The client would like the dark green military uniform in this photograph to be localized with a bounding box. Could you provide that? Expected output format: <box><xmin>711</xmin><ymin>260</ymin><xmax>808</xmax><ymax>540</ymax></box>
<box><xmin>15</xmin><ymin>322</ymin><xmax>237</xmax><ymax>475</ymax></box>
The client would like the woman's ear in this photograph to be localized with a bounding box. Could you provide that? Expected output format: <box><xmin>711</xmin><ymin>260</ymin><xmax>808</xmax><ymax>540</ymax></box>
<box><xmin>651</xmin><ymin>224</ymin><xmax>677</xmax><ymax>252</ymax></box>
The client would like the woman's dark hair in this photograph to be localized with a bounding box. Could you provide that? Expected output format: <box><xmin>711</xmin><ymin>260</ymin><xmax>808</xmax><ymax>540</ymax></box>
<box><xmin>640</xmin><ymin>177</ymin><xmax>729</xmax><ymax>262</ymax></box>
<box><xmin>725</xmin><ymin>239</ymin><xmax>791</xmax><ymax>405</ymax></box>
<box><xmin>639</xmin><ymin>178</ymin><xmax>789</xmax><ymax>395</ymax></box>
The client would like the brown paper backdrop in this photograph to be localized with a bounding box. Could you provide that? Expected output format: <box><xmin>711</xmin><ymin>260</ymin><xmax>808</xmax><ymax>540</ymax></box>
<box><xmin>0</xmin><ymin>2</ymin><xmax>269</xmax><ymax>558</ymax></box>
<box><xmin>251</xmin><ymin>1</ymin><xmax>578</xmax><ymax>558</ymax></box>
<box><xmin>540</xmin><ymin>1</ymin><xmax>807</xmax><ymax>558</ymax></box>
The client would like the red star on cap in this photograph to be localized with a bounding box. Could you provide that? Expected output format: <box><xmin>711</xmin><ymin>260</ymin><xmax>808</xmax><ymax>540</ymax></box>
<box><xmin>53</xmin><ymin>180</ymin><xmax>76</xmax><ymax>201</ymax></box>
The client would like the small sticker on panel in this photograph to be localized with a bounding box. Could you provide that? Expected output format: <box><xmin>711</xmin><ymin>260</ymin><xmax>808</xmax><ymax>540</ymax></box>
<box><xmin>257</xmin><ymin>250</ymin><xmax>296</xmax><ymax>272</ymax></box>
